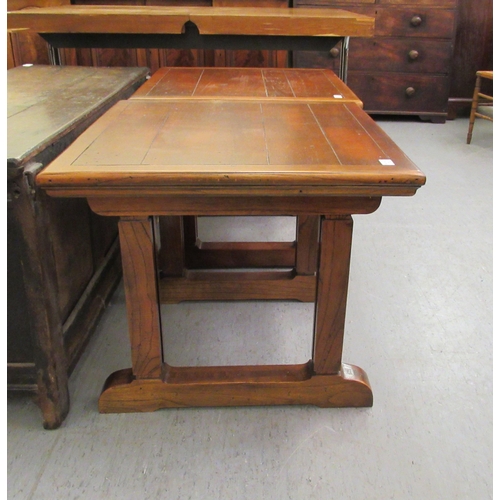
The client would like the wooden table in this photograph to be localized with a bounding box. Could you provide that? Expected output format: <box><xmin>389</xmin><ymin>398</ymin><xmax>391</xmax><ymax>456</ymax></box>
<box><xmin>132</xmin><ymin>66</ymin><xmax>363</xmax><ymax>102</ymax></box>
<box><xmin>7</xmin><ymin>6</ymin><xmax>375</xmax><ymax>82</ymax></box>
<box><xmin>7</xmin><ymin>64</ymin><xmax>149</xmax><ymax>428</ymax></box>
<box><xmin>131</xmin><ymin>66</ymin><xmax>363</xmax><ymax>304</ymax></box>
<box><xmin>37</xmin><ymin>74</ymin><xmax>425</xmax><ymax>412</ymax></box>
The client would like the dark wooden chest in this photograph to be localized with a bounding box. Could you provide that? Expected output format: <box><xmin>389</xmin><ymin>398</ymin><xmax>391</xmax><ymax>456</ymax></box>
<box><xmin>7</xmin><ymin>64</ymin><xmax>149</xmax><ymax>428</ymax></box>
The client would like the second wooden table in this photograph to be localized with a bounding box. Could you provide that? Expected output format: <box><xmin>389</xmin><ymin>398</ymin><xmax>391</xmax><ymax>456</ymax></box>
<box><xmin>131</xmin><ymin>66</ymin><xmax>363</xmax><ymax>303</ymax></box>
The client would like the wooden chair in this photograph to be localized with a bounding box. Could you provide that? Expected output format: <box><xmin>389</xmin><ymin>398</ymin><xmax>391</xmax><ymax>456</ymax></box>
<box><xmin>467</xmin><ymin>70</ymin><xmax>493</xmax><ymax>144</ymax></box>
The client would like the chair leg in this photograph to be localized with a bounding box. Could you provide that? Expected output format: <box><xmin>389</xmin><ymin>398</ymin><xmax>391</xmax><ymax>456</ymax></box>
<box><xmin>467</xmin><ymin>74</ymin><xmax>481</xmax><ymax>144</ymax></box>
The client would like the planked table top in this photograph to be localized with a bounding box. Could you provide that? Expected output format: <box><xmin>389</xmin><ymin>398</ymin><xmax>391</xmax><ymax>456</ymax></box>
<box><xmin>131</xmin><ymin>67</ymin><xmax>362</xmax><ymax>105</ymax></box>
<box><xmin>7</xmin><ymin>64</ymin><xmax>149</xmax><ymax>172</ymax></box>
<box><xmin>37</xmin><ymin>97</ymin><xmax>425</xmax><ymax>198</ymax></box>
<box><xmin>7</xmin><ymin>6</ymin><xmax>374</xmax><ymax>37</ymax></box>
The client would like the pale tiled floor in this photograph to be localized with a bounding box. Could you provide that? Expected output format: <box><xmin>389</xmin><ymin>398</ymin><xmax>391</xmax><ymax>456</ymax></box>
<box><xmin>7</xmin><ymin>116</ymin><xmax>493</xmax><ymax>499</ymax></box>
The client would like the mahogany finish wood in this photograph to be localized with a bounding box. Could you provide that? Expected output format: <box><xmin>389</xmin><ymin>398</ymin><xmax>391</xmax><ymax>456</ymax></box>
<box><xmin>37</xmin><ymin>81</ymin><xmax>424</xmax><ymax>412</ymax></box>
<box><xmin>88</xmin><ymin>69</ymin><xmax>363</xmax><ymax>298</ymax></box>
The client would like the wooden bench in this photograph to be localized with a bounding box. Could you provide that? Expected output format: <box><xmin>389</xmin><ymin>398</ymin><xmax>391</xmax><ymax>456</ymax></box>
<box><xmin>36</xmin><ymin>71</ymin><xmax>425</xmax><ymax>412</ymax></box>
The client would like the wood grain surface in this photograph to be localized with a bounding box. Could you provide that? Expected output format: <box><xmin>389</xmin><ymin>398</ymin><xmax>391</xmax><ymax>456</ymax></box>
<box><xmin>313</xmin><ymin>216</ymin><xmax>352</xmax><ymax>374</ymax></box>
<box><xmin>7</xmin><ymin>6</ymin><xmax>375</xmax><ymax>37</ymax></box>
<box><xmin>99</xmin><ymin>363</ymin><xmax>373</xmax><ymax>412</ymax></box>
<box><xmin>119</xmin><ymin>218</ymin><xmax>163</xmax><ymax>379</ymax></box>
<box><xmin>131</xmin><ymin>67</ymin><xmax>362</xmax><ymax>104</ymax></box>
<box><xmin>160</xmin><ymin>271</ymin><xmax>317</xmax><ymax>303</ymax></box>
<box><xmin>37</xmin><ymin>99</ymin><xmax>425</xmax><ymax>197</ymax></box>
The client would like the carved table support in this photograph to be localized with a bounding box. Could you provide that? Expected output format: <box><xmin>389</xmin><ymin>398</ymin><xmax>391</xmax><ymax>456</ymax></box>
<box><xmin>99</xmin><ymin>210</ymin><xmax>372</xmax><ymax>413</ymax></box>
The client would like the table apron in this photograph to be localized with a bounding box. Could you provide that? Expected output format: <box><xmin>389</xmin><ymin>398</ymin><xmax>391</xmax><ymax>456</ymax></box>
<box><xmin>87</xmin><ymin>195</ymin><xmax>382</xmax><ymax>217</ymax></box>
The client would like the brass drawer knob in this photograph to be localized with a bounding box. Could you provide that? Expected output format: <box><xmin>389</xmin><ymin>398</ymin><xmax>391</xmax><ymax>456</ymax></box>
<box><xmin>329</xmin><ymin>47</ymin><xmax>340</xmax><ymax>58</ymax></box>
<box><xmin>406</xmin><ymin>86</ymin><xmax>416</xmax><ymax>97</ymax></box>
<box><xmin>408</xmin><ymin>49</ymin><xmax>419</xmax><ymax>60</ymax></box>
<box><xmin>410</xmin><ymin>15</ymin><xmax>423</xmax><ymax>27</ymax></box>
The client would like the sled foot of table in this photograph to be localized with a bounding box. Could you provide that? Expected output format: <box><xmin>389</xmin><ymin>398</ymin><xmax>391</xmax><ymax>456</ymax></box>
<box><xmin>98</xmin><ymin>362</ymin><xmax>373</xmax><ymax>413</ymax></box>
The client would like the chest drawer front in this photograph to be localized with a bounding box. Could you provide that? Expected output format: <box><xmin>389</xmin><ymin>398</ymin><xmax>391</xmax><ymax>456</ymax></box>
<box><xmin>347</xmin><ymin>38</ymin><xmax>452</xmax><ymax>73</ymax></box>
<box><xmin>295</xmin><ymin>4</ymin><xmax>455</xmax><ymax>39</ymax></box>
<box><xmin>375</xmin><ymin>7</ymin><xmax>455</xmax><ymax>38</ymax></box>
<box><xmin>294</xmin><ymin>37</ymin><xmax>452</xmax><ymax>75</ymax></box>
<box><xmin>347</xmin><ymin>72</ymin><xmax>450</xmax><ymax>114</ymax></box>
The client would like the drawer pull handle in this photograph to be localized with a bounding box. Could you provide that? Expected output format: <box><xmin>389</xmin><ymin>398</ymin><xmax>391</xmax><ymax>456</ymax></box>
<box><xmin>410</xmin><ymin>15</ymin><xmax>423</xmax><ymax>27</ymax></box>
<box><xmin>408</xmin><ymin>50</ymin><xmax>419</xmax><ymax>60</ymax></box>
<box><xmin>329</xmin><ymin>47</ymin><xmax>339</xmax><ymax>58</ymax></box>
<box><xmin>406</xmin><ymin>87</ymin><xmax>416</xmax><ymax>97</ymax></box>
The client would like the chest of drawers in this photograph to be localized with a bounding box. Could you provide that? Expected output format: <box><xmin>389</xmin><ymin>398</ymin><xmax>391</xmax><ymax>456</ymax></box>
<box><xmin>293</xmin><ymin>0</ymin><xmax>458</xmax><ymax>122</ymax></box>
